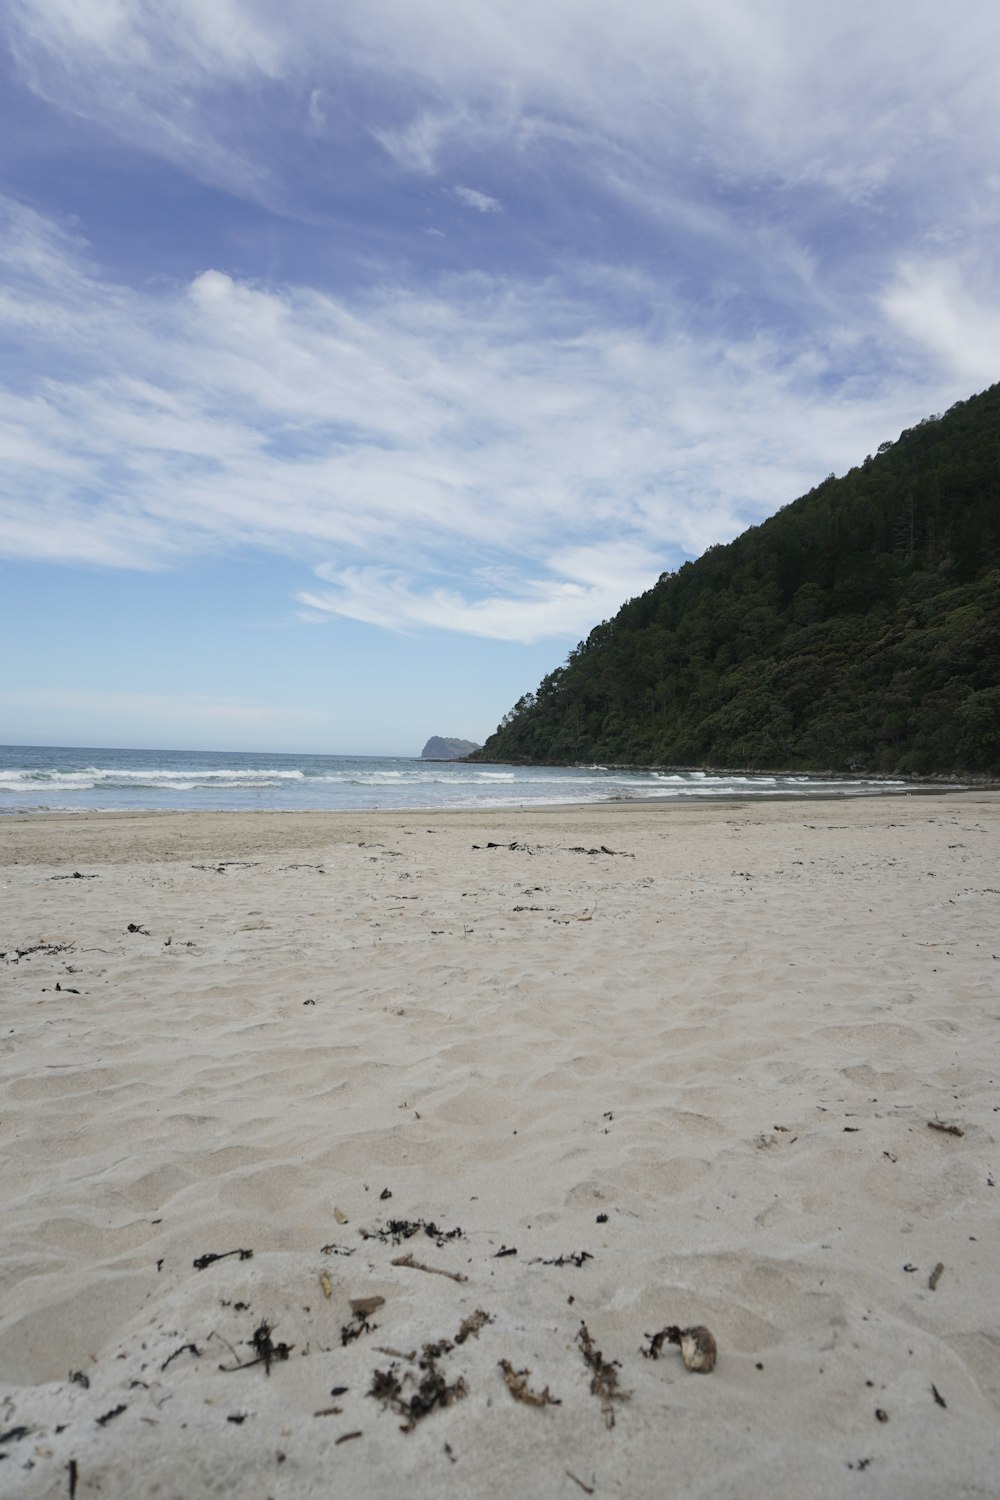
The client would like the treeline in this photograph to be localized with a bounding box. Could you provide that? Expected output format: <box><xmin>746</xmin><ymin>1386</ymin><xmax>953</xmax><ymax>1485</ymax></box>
<box><xmin>472</xmin><ymin>381</ymin><xmax>1000</xmax><ymax>774</ymax></box>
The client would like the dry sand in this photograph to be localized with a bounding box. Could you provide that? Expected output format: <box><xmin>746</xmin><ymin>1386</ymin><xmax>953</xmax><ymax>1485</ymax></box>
<box><xmin>1</xmin><ymin>795</ymin><xmax>998</xmax><ymax>1498</ymax></box>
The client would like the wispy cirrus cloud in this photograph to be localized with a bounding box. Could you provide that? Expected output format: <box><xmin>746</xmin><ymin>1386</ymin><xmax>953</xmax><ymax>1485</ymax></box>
<box><xmin>0</xmin><ymin>190</ymin><xmax>986</xmax><ymax>641</ymax></box>
<box><xmin>2</xmin><ymin>3</ymin><xmax>999</xmax><ymax>656</ymax></box>
<box><xmin>882</xmin><ymin>256</ymin><xmax>1000</xmax><ymax>388</ymax></box>
<box><xmin>298</xmin><ymin>542</ymin><xmax>663</xmax><ymax>643</ymax></box>
<box><xmin>7</xmin><ymin>1</ymin><xmax>1000</xmax><ymax>235</ymax></box>
<box><xmin>450</xmin><ymin>185</ymin><xmax>502</xmax><ymax>214</ymax></box>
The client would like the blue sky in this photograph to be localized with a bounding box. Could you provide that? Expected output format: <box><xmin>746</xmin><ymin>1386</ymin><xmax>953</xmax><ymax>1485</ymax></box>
<box><xmin>1</xmin><ymin>1</ymin><xmax>998</xmax><ymax>756</ymax></box>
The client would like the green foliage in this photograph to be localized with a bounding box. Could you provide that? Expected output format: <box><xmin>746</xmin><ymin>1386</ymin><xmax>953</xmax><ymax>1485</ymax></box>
<box><xmin>471</xmin><ymin>383</ymin><xmax>1000</xmax><ymax>774</ymax></box>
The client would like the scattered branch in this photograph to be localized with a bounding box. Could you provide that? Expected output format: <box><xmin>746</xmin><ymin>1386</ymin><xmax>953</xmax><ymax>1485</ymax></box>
<box><xmin>391</xmin><ymin>1252</ymin><xmax>468</xmax><ymax>1283</ymax></box>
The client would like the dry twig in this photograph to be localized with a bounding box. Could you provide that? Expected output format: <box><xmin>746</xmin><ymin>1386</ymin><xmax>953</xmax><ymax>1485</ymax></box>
<box><xmin>391</xmin><ymin>1253</ymin><xmax>467</xmax><ymax>1283</ymax></box>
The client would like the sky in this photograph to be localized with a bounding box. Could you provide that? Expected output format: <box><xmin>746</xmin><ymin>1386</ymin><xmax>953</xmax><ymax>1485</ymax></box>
<box><xmin>1</xmin><ymin>1</ymin><xmax>999</xmax><ymax>756</ymax></box>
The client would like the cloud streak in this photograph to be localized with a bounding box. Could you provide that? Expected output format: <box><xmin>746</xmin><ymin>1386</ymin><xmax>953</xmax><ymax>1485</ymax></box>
<box><xmin>450</xmin><ymin>185</ymin><xmax>502</xmax><ymax>214</ymax></box>
<box><xmin>2</xmin><ymin>4</ymin><xmax>998</xmax><ymax>648</ymax></box>
<box><xmin>299</xmin><ymin>542</ymin><xmax>664</xmax><ymax>643</ymax></box>
<box><xmin>0</xmin><ymin>187</ymin><xmax>992</xmax><ymax>638</ymax></box>
<box><xmin>8</xmin><ymin>2</ymin><xmax>1000</xmax><ymax>221</ymax></box>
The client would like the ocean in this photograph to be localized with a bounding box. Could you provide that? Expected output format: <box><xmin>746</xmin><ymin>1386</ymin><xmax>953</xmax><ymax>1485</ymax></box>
<box><xmin>0</xmin><ymin>744</ymin><xmax>936</xmax><ymax>814</ymax></box>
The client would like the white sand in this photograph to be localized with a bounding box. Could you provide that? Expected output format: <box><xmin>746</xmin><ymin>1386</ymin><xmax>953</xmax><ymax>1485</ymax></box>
<box><xmin>1</xmin><ymin>796</ymin><xmax>998</xmax><ymax>1498</ymax></box>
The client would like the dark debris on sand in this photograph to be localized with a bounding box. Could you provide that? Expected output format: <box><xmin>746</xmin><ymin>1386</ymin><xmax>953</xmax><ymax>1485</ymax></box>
<box><xmin>361</xmin><ymin>1218</ymin><xmax>464</xmax><ymax>1248</ymax></box>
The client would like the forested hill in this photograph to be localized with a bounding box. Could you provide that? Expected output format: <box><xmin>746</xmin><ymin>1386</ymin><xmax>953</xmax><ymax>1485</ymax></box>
<box><xmin>472</xmin><ymin>382</ymin><xmax>1000</xmax><ymax>775</ymax></box>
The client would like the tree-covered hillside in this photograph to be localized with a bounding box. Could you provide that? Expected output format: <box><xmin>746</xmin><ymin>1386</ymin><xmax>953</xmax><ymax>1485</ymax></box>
<box><xmin>473</xmin><ymin>383</ymin><xmax>1000</xmax><ymax>774</ymax></box>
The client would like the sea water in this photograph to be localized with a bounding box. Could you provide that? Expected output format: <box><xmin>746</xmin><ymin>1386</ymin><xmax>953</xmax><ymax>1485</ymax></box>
<box><xmin>0</xmin><ymin>744</ymin><xmax>935</xmax><ymax>814</ymax></box>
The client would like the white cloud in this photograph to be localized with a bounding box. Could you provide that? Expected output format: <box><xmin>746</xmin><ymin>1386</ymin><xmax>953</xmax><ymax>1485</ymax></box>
<box><xmin>7</xmin><ymin>0</ymin><xmax>1000</xmax><ymax>231</ymax></box>
<box><xmin>298</xmin><ymin>541</ymin><xmax>663</xmax><ymax>643</ymax></box>
<box><xmin>373</xmin><ymin>107</ymin><xmax>474</xmax><ymax>175</ymax></box>
<box><xmin>882</xmin><ymin>258</ymin><xmax>1000</xmax><ymax>387</ymax></box>
<box><xmin>6</xmin><ymin>0</ymin><xmax>284</xmax><ymax>83</ymax></box>
<box><xmin>307</xmin><ymin>86</ymin><xmax>326</xmax><ymax>134</ymax></box>
<box><xmin>450</xmin><ymin>185</ymin><xmax>502</xmax><ymax>213</ymax></box>
<box><xmin>0</xmin><ymin>193</ymin><xmax>982</xmax><ymax>641</ymax></box>
<box><xmin>4</xmin><ymin>0</ymin><xmax>283</xmax><ymax>193</ymax></box>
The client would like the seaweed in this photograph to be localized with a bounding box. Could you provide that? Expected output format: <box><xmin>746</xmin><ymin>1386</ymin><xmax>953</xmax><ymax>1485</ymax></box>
<box><xmin>250</xmin><ymin>1321</ymin><xmax>293</xmax><ymax>1375</ymax></box>
<box><xmin>341</xmin><ymin>1314</ymin><xmax>378</xmax><ymax>1346</ymax></box>
<box><xmin>191</xmin><ymin>862</ymin><xmax>260</xmax><ymax>874</ymax></box>
<box><xmin>219</xmin><ymin>1320</ymin><xmax>293</xmax><ymax>1375</ymax></box>
<box><xmin>160</xmin><ymin>1342</ymin><xmax>200</xmax><ymax>1372</ymax></box>
<box><xmin>95</xmin><ymin>1405</ymin><xmax>127</xmax><ymax>1427</ymax></box>
<box><xmin>193</xmin><ymin>1248</ymin><xmax>254</xmax><ymax>1270</ymax></box>
<box><xmin>565</xmin><ymin>846</ymin><xmax>633</xmax><ymax>857</ymax></box>
<box><xmin>361</xmin><ymin>1218</ymin><xmax>463</xmax><ymax>1248</ymax></box>
<box><xmin>577</xmin><ymin>1322</ymin><xmax>629</xmax><ymax>1427</ymax></box>
<box><xmin>368</xmin><ymin>1348</ymin><xmax>467</xmax><ymax>1433</ymax></box>
<box><xmin>1</xmin><ymin>942</ymin><xmax>74</xmax><ymax>964</ymax></box>
<box><xmin>472</xmin><ymin>842</ymin><xmax>537</xmax><ymax>854</ymax></box>
<box><xmin>499</xmin><ymin>1361</ymin><xmax>560</xmax><ymax>1407</ymax></box>
<box><xmin>532</xmin><ymin>1251</ymin><xmax>593</xmax><ymax>1268</ymax></box>
<box><xmin>454</xmin><ymin>1310</ymin><xmax>493</xmax><ymax>1344</ymax></box>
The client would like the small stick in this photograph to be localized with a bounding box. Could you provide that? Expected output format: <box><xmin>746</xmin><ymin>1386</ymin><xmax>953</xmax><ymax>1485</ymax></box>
<box><xmin>390</xmin><ymin>1252</ymin><xmax>467</xmax><ymax>1283</ymax></box>
<box><xmin>206</xmin><ymin>1330</ymin><xmax>242</xmax><ymax>1366</ymax></box>
<box><xmin>928</xmin><ymin>1262</ymin><xmax>945</xmax><ymax>1291</ymax></box>
<box><xmin>927</xmin><ymin>1120</ymin><xmax>964</xmax><ymax>1137</ymax></box>
<box><xmin>566</xmin><ymin>1473</ymin><xmax>595</xmax><ymax>1494</ymax></box>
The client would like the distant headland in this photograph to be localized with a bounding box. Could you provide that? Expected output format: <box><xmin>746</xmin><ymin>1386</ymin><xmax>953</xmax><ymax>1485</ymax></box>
<box><xmin>421</xmin><ymin>736</ymin><xmax>481</xmax><ymax>760</ymax></box>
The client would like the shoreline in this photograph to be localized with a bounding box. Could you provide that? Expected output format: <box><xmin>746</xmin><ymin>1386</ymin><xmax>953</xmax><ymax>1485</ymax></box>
<box><xmin>3</xmin><ymin>794</ymin><xmax>999</xmax><ymax>1496</ymax></box>
<box><xmin>463</xmin><ymin>755</ymin><xmax>1000</xmax><ymax>784</ymax></box>
<box><xmin>1</xmin><ymin>783</ymin><xmax>993</xmax><ymax>863</ymax></box>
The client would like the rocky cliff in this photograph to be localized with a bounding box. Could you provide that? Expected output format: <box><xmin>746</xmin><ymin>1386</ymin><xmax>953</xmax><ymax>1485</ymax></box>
<box><xmin>420</xmin><ymin>736</ymin><xmax>481</xmax><ymax>760</ymax></box>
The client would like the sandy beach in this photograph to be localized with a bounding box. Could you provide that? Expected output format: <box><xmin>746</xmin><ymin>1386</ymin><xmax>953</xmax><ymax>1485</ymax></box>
<box><xmin>2</xmin><ymin>794</ymin><xmax>998</xmax><ymax>1498</ymax></box>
